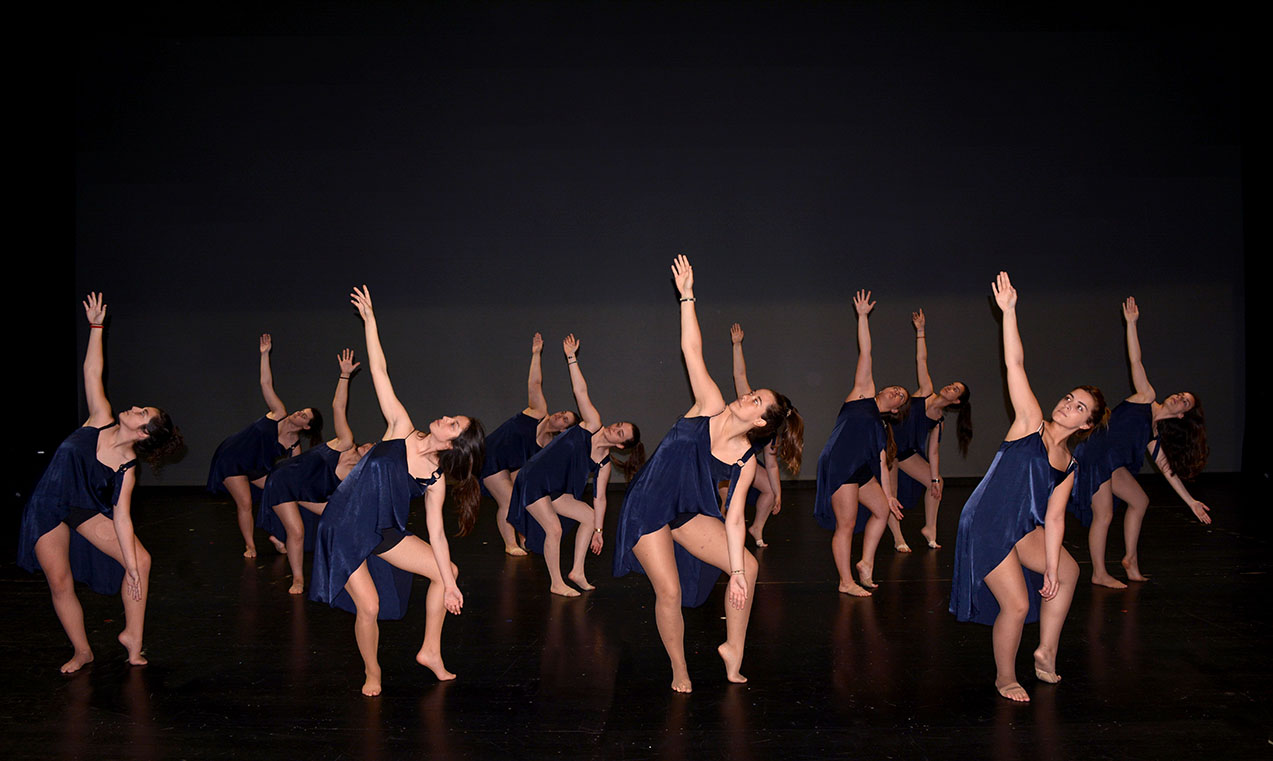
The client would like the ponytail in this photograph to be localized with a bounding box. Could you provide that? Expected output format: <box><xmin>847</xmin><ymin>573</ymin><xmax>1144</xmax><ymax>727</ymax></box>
<box><xmin>750</xmin><ymin>392</ymin><xmax>805</xmax><ymax>474</ymax></box>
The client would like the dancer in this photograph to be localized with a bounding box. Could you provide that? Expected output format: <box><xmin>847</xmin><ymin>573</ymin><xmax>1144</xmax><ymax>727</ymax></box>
<box><xmin>813</xmin><ymin>290</ymin><xmax>909</xmax><ymax>596</ymax></box>
<box><xmin>1070</xmin><ymin>297</ymin><xmax>1210</xmax><ymax>588</ymax></box>
<box><xmin>950</xmin><ymin>271</ymin><xmax>1107</xmax><ymax>703</ymax></box>
<box><xmin>207</xmin><ymin>334</ymin><xmax>323</xmax><ymax>558</ymax></box>
<box><xmin>722</xmin><ymin>322</ymin><xmax>786</xmax><ymax>548</ymax></box>
<box><xmin>18</xmin><ymin>293</ymin><xmax>182</xmax><ymax>673</ymax></box>
<box><xmin>613</xmin><ymin>255</ymin><xmax>803</xmax><ymax>692</ymax></box>
<box><xmin>481</xmin><ymin>333</ymin><xmax>578</xmax><ymax>556</ymax></box>
<box><xmin>310</xmin><ymin>285</ymin><xmax>484</xmax><ymax>696</ymax></box>
<box><xmin>258</xmin><ymin>349</ymin><xmax>374</xmax><ymax>594</ymax></box>
<box><xmin>507</xmin><ymin>333</ymin><xmax>644</xmax><ymax>597</ymax></box>
<box><xmin>884</xmin><ymin>309</ymin><xmax>972</xmax><ymax>551</ymax></box>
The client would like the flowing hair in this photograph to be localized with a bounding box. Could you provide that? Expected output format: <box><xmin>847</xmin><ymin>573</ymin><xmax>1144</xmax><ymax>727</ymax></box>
<box><xmin>611</xmin><ymin>422</ymin><xmax>646</xmax><ymax>480</ymax></box>
<box><xmin>435</xmin><ymin>417</ymin><xmax>486</xmax><ymax>536</ymax></box>
<box><xmin>1157</xmin><ymin>396</ymin><xmax>1208</xmax><ymax>480</ymax></box>
<box><xmin>135</xmin><ymin>407</ymin><xmax>185</xmax><ymax>470</ymax></box>
<box><xmin>748</xmin><ymin>391</ymin><xmax>805</xmax><ymax>474</ymax></box>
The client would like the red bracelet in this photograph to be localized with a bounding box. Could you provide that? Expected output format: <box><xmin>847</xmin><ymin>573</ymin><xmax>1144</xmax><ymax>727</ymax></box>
<box><xmin>90</xmin><ymin>324</ymin><xmax>104</xmax><ymax>328</ymax></box>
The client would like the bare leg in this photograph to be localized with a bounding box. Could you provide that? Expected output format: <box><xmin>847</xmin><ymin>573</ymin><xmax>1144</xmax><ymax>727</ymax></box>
<box><xmin>830</xmin><ymin>484</ymin><xmax>869</xmax><ymax>596</ymax></box>
<box><xmin>671</xmin><ymin>515</ymin><xmax>758</xmax><ymax>685</ymax></box>
<box><xmin>1112</xmin><ymin>468</ymin><xmax>1151</xmax><ymax>581</ymax></box>
<box><xmin>1014</xmin><ymin>527</ymin><xmax>1079</xmax><ymax>683</ymax></box>
<box><xmin>525</xmin><ymin>496</ymin><xmax>577</xmax><ymax>597</ymax></box>
<box><xmin>342</xmin><ymin>562</ymin><xmax>383</xmax><ymax>695</ymax></box>
<box><xmin>1086</xmin><ymin>480</ymin><xmax>1125</xmax><ymax>588</ymax></box>
<box><xmin>631</xmin><ymin>526</ymin><xmax>691</xmax><ymax>691</ymax></box>
<box><xmin>77</xmin><ymin>515</ymin><xmax>151</xmax><ymax>666</ymax></box>
<box><xmin>273</xmin><ymin>501</ymin><xmax>307</xmax><ymax>594</ymax></box>
<box><xmin>856</xmin><ymin>479</ymin><xmax>892</xmax><ymax>589</ymax></box>
<box><xmin>223</xmin><ymin>475</ymin><xmax>257</xmax><ymax>557</ymax></box>
<box><xmin>898</xmin><ymin>455</ymin><xmax>942</xmax><ymax>548</ymax></box>
<box><xmin>377</xmin><ymin>535</ymin><xmax>459</xmax><ymax>681</ymax></box>
<box><xmin>33</xmin><ymin>524</ymin><xmax>94</xmax><ymax>673</ymax></box>
<box><xmin>886</xmin><ymin>462</ymin><xmax>910</xmax><ymax>552</ymax></box>
<box><xmin>982</xmin><ymin>546</ymin><xmax>1031</xmax><ymax>702</ymax></box>
<box><xmin>552</xmin><ymin>494</ymin><xmax>597</xmax><ymax>590</ymax></box>
<box><xmin>748</xmin><ymin>468</ymin><xmax>775</xmax><ymax>548</ymax></box>
<box><xmin>484</xmin><ymin>471</ymin><xmax>527</xmax><ymax>556</ymax></box>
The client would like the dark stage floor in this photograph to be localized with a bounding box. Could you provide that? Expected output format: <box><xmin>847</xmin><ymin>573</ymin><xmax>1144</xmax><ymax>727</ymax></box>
<box><xmin>1</xmin><ymin>475</ymin><xmax>1268</xmax><ymax>760</ymax></box>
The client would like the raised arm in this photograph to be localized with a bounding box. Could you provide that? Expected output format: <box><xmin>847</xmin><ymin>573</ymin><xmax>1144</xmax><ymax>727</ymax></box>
<box><xmin>847</xmin><ymin>290</ymin><xmax>877</xmax><ymax>401</ymax></box>
<box><xmin>563</xmin><ymin>334</ymin><xmax>601</xmax><ymax>431</ymax></box>
<box><xmin>1123</xmin><ymin>297</ymin><xmax>1156</xmax><ymax>403</ymax></box>
<box><xmin>994</xmin><ymin>272</ymin><xmax>1043</xmax><ymax>439</ymax></box>
<box><xmin>589</xmin><ymin>462</ymin><xmax>612</xmax><ymax>555</ymax></box>
<box><xmin>424</xmin><ymin>481</ymin><xmax>463</xmax><ymax>615</ymax></box>
<box><xmin>329</xmin><ymin>348</ymin><xmax>360</xmax><ymax>450</ymax></box>
<box><xmin>1152</xmin><ymin>446</ymin><xmax>1211</xmax><ymax>524</ymax></box>
<box><xmin>524</xmin><ymin>332</ymin><xmax>549</xmax><ymax>419</ymax></box>
<box><xmin>912</xmin><ymin>309</ymin><xmax>934</xmax><ymax>397</ymax></box>
<box><xmin>350</xmin><ymin>286</ymin><xmax>413</xmax><ymax>440</ymax></box>
<box><xmin>259</xmin><ymin>334</ymin><xmax>289</xmax><ymax>420</ymax></box>
<box><xmin>81</xmin><ymin>293</ymin><xmax>113</xmax><ymax>427</ymax></box>
<box><xmin>730</xmin><ymin>323</ymin><xmax>752</xmax><ymax>397</ymax></box>
<box><xmin>673</xmin><ymin>255</ymin><xmax>726</xmax><ymax>417</ymax></box>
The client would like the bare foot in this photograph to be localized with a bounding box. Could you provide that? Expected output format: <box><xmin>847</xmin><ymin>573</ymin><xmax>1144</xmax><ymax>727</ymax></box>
<box><xmin>269</xmin><ymin>536</ymin><xmax>287</xmax><ymax>554</ymax></box>
<box><xmin>920</xmin><ymin>527</ymin><xmax>941</xmax><ymax>549</ymax></box>
<box><xmin>1090</xmin><ymin>572</ymin><xmax>1128</xmax><ymax>589</ymax></box>
<box><xmin>567</xmin><ymin>571</ymin><xmax>595</xmax><ymax>591</ymax></box>
<box><xmin>671</xmin><ymin>670</ymin><xmax>692</xmax><ymax>693</ymax></box>
<box><xmin>549</xmin><ymin>583</ymin><xmax>581</xmax><ymax>598</ymax></box>
<box><xmin>717</xmin><ymin>642</ymin><xmax>748</xmax><ymax>684</ymax></box>
<box><xmin>838</xmin><ymin>581</ymin><xmax>872</xmax><ymax>597</ymax></box>
<box><xmin>243</xmin><ymin>546</ymin><xmax>257</xmax><ymax>558</ymax></box>
<box><xmin>748</xmin><ymin>527</ymin><xmax>767</xmax><ymax>548</ymax></box>
<box><xmin>855</xmin><ymin>561</ymin><xmax>878</xmax><ymax>589</ymax></box>
<box><xmin>288</xmin><ymin>579</ymin><xmax>305</xmax><ymax>595</ymax></box>
<box><xmin>996</xmin><ymin>680</ymin><xmax>1030</xmax><ymax>702</ymax></box>
<box><xmin>1121</xmin><ymin>556</ymin><xmax>1149</xmax><ymax>582</ymax></box>
<box><xmin>504</xmin><ymin>545</ymin><xmax>528</xmax><ymax>557</ymax></box>
<box><xmin>60</xmin><ymin>650</ymin><xmax>94</xmax><ymax>674</ymax></box>
<box><xmin>1033</xmin><ymin>648</ymin><xmax>1061</xmax><ymax>684</ymax></box>
<box><xmin>416</xmin><ymin>650</ymin><xmax>457</xmax><ymax>681</ymax></box>
<box><xmin>118</xmin><ymin>632</ymin><xmax>147</xmax><ymax>666</ymax></box>
<box><xmin>362</xmin><ymin>673</ymin><xmax>382</xmax><ymax>697</ymax></box>
<box><xmin>894</xmin><ymin>542</ymin><xmax>912</xmax><ymax>553</ymax></box>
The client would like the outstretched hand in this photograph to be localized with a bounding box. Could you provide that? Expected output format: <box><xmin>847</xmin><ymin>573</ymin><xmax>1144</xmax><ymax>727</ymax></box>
<box><xmin>259</xmin><ymin>333</ymin><xmax>272</xmax><ymax>354</ymax></box>
<box><xmin>992</xmin><ymin>271</ymin><xmax>1018</xmax><ymax>311</ymax></box>
<box><xmin>730</xmin><ymin>323</ymin><xmax>744</xmax><ymax>344</ymax></box>
<box><xmin>853</xmin><ymin>289</ymin><xmax>876</xmax><ymax>316</ymax></box>
<box><xmin>350</xmin><ymin>285</ymin><xmax>374</xmax><ymax>321</ymax></box>
<box><xmin>444</xmin><ymin>587</ymin><xmax>463</xmax><ymax>615</ymax></box>
<box><xmin>887</xmin><ymin>496</ymin><xmax>904</xmax><ymax>521</ymax></box>
<box><xmin>563</xmin><ymin>333</ymin><xmax>580</xmax><ymax>358</ymax></box>
<box><xmin>1123</xmin><ymin>297</ymin><xmax>1139</xmax><ymax>323</ymax></box>
<box><xmin>531</xmin><ymin>332</ymin><xmax>544</xmax><ymax>354</ymax></box>
<box><xmin>912</xmin><ymin>309</ymin><xmax>926</xmax><ymax>331</ymax></box>
<box><xmin>671</xmin><ymin>254</ymin><xmax>694</xmax><ymax>298</ymax></box>
<box><xmin>337</xmin><ymin>348</ymin><xmax>360</xmax><ymax>376</ymax></box>
<box><xmin>1189</xmin><ymin>500</ymin><xmax>1211</xmax><ymax>525</ymax></box>
<box><xmin>83</xmin><ymin>292</ymin><xmax>106</xmax><ymax>325</ymax></box>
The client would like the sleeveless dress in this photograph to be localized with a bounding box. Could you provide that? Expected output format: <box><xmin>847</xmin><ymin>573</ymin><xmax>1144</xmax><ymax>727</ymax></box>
<box><xmin>613</xmin><ymin>416</ymin><xmax>753</xmax><ymax>609</ymax></box>
<box><xmin>813</xmin><ymin>398</ymin><xmax>887</xmax><ymax>531</ymax></box>
<box><xmin>257</xmin><ymin>443</ymin><xmax>343</xmax><ymax>551</ymax></box>
<box><xmin>309</xmin><ymin>440</ymin><xmax>436</xmax><ymax>621</ymax></box>
<box><xmin>1068</xmin><ymin>401</ymin><xmax>1155</xmax><ymax>526</ymax></box>
<box><xmin>206</xmin><ymin>414</ymin><xmax>295</xmax><ymax>495</ymax></box>
<box><xmin>892</xmin><ymin>395</ymin><xmax>943</xmax><ymax>510</ymax></box>
<box><xmin>506</xmin><ymin>425</ymin><xmax>608</xmax><ymax>555</ymax></box>
<box><xmin>950</xmin><ymin>430</ymin><xmax>1075</xmax><ymax>626</ymax></box>
<box><xmin>481</xmin><ymin>412</ymin><xmax>543</xmax><ymax>480</ymax></box>
<box><xmin>18</xmin><ymin>424</ymin><xmax>137</xmax><ymax>595</ymax></box>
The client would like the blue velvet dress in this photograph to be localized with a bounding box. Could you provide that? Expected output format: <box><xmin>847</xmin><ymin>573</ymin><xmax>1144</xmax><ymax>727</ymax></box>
<box><xmin>18</xmin><ymin>424</ymin><xmax>136</xmax><ymax>595</ymax></box>
<box><xmin>481</xmin><ymin>412</ymin><xmax>542</xmax><ymax>480</ymax></box>
<box><xmin>206</xmin><ymin>414</ymin><xmax>294</xmax><ymax>495</ymax></box>
<box><xmin>257</xmin><ymin>443</ymin><xmax>343</xmax><ymax>551</ymax></box>
<box><xmin>613</xmin><ymin>416</ymin><xmax>752</xmax><ymax>609</ymax></box>
<box><xmin>507</xmin><ymin>425</ymin><xmax>608</xmax><ymax>555</ymax></box>
<box><xmin>950</xmin><ymin>431</ymin><xmax>1075</xmax><ymax>626</ymax></box>
<box><xmin>892</xmin><ymin>395</ymin><xmax>942</xmax><ymax>510</ymax></box>
<box><xmin>309</xmin><ymin>440</ymin><xmax>433</xmax><ymax>621</ymax></box>
<box><xmin>1068</xmin><ymin>401</ymin><xmax>1155</xmax><ymax>526</ymax></box>
<box><xmin>813</xmin><ymin>399</ymin><xmax>887</xmax><ymax>531</ymax></box>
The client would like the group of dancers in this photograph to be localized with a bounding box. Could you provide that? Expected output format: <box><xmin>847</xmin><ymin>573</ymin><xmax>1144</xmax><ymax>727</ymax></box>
<box><xmin>18</xmin><ymin>259</ymin><xmax>1210</xmax><ymax>702</ymax></box>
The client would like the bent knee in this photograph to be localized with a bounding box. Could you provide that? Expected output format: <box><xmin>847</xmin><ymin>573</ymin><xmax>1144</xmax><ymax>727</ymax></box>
<box><xmin>449</xmin><ymin>562</ymin><xmax>459</xmax><ymax>580</ymax></box>
<box><xmin>136</xmin><ymin>547</ymin><xmax>153</xmax><ymax>575</ymax></box>
<box><xmin>743</xmin><ymin>552</ymin><xmax>758</xmax><ymax>577</ymax></box>
<box><xmin>1059</xmin><ymin>554</ymin><xmax>1080</xmax><ymax>583</ymax></box>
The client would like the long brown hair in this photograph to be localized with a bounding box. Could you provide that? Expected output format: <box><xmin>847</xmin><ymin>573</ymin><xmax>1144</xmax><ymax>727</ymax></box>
<box><xmin>1157</xmin><ymin>395</ymin><xmax>1208</xmax><ymax>480</ymax></box>
<box><xmin>611</xmin><ymin>422</ymin><xmax>646</xmax><ymax>480</ymax></box>
<box><xmin>749</xmin><ymin>391</ymin><xmax>805</xmax><ymax>474</ymax></box>
<box><xmin>1067</xmin><ymin>385</ymin><xmax>1109</xmax><ymax>448</ymax></box>
<box><xmin>437</xmin><ymin>417</ymin><xmax>486</xmax><ymax>536</ymax></box>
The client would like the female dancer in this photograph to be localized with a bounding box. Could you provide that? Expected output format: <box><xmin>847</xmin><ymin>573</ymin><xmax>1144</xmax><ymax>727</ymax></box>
<box><xmin>885</xmin><ymin>309</ymin><xmax>972</xmax><ymax>551</ymax></box>
<box><xmin>950</xmin><ymin>272</ymin><xmax>1106</xmax><ymax>703</ymax></box>
<box><xmin>310</xmin><ymin>285</ymin><xmax>484</xmax><ymax>696</ymax></box>
<box><xmin>723</xmin><ymin>322</ymin><xmax>786</xmax><ymax>548</ymax></box>
<box><xmin>258</xmin><ymin>349</ymin><xmax>374</xmax><ymax>594</ymax></box>
<box><xmin>18</xmin><ymin>293</ymin><xmax>182</xmax><ymax>672</ymax></box>
<box><xmin>207</xmin><ymin>334</ymin><xmax>323</xmax><ymax>558</ymax></box>
<box><xmin>813</xmin><ymin>290</ymin><xmax>909</xmax><ymax>596</ymax></box>
<box><xmin>1070</xmin><ymin>297</ymin><xmax>1210</xmax><ymax>588</ymax></box>
<box><xmin>507</xmin><ymin>333</ymin><xmax>644</xmax><ymax>597</ymax></box>
<box><xmin>482</xmin><ymin>333</ymin><xmax>578</xmax><ymax>556</ymax></box>
<box><xmin>613</xmin><ymin>256</ymin><xmax>803</xmax><ymax>692</ymax></box>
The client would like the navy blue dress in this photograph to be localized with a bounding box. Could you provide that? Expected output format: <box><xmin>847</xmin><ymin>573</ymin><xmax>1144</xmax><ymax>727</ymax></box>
<box><xmin>18</xmin><ymin>424</ymin><xmax>137</xmax><ymax>595</ymax></box>
<box><xmin>507</xmin><ymin>425</ymin><xmax>608</xmax><ymax>555</ymax></box>
<box><xmin>892</xmin><ymin>395</ymin><xmax>942</xmax><ymax>510</ymax></box>
<box><xmin>813</xmin><ymin>398</ymin><xmax>887</xmax><ymax>531</ymax></box>
<box><xmin>613</xmin><ymin>416</ymin><xmax>753</xmax><ymax>609</ymax></box>
<box><xmin>309</xmin><ymin>440</ymin><xmax>434</xmax><ymax>621</ymax></box>
<box><xmin>257</xmin><ymin>443</ymin><xmax>343</xmax><ymax>551</ymax></box>
<box><xmin>481</xmin><ymin>412</ymin><xmax>543</xmax><ymax>480</ymax></box>
<box><xmin>1068</xmin><ymin>401</ymin><xmax>1155</xmax><ymax>526</ymax></box>
<box><xmin>950</xmin><ymin>431</ymin><xmax>1075</xmax><ymax>626</ymax></box>
<box><xmin>207</xmin><ymin>414</ymin><xmax>294</xmax><ymax>495</ymax></box>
